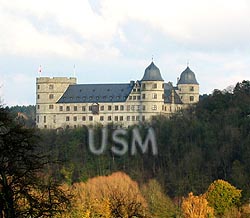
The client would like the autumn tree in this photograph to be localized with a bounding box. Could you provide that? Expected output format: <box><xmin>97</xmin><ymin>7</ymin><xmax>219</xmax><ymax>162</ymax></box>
<box><xmin>181</xmin><ymin>192</ymin><xmax>214</xmax><ymax>218</ymax></box>
<box><xmin>205</xmin><ymin>180</ymin><xmax>241</xmax><ymax>216</ymax></box>
<box><xmin>64</xmin><ymin>171</ymin><xmax>148</xmax><ymax>218</ymax></box>
<box><xmin>141</xmin><ymin>179</ymin><xmax>177</xmax><ymax>218</ymax></box>
<box><xmin>0</xmin><ymin>106</ymin><xmax>69</xmax><ymax>218</ymax></box>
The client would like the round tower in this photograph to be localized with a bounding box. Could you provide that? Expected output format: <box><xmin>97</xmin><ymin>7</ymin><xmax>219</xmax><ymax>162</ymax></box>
<box><xmin>140</xmin><ymin>62</ymin><xmax>165</xmax><ymax>120</ymax></box>
<box><xmin>177</xmin><ymin>66</ymin><xmax>199</xmax><ymax>104</ymax></box>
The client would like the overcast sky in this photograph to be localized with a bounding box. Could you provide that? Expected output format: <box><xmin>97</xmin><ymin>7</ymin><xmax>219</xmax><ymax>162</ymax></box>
<box><xmin>0</xmin><ymin>0</ymin><xmax>250</xmax><ymax>106</ymax></box>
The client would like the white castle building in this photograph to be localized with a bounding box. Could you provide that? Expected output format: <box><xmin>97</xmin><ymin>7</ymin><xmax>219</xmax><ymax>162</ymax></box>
<box><xmin>36</xmin><ymin>62</ymin><xmax>199</xmax><ymax>129</ymax></box>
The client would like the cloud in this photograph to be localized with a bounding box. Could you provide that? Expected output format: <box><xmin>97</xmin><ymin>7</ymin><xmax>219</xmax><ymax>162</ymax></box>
<box><xmin>1</xmin><ymin>0</ymin><xmax>250</xmax><ymax>59</ymax></box>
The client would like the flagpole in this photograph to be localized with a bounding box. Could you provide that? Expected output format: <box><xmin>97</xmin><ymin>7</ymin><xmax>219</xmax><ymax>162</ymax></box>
<box><xmin>73</xmin><ymin>64</ymin><xmax>76</xmax><ymax>77</ymax></box>
<box><xmin>38</xmin><ymin>65</ymin><xmax>42</xmax><ymax>77</ymax></box>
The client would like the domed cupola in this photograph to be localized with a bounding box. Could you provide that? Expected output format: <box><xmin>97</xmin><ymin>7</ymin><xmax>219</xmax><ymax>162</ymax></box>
<box><xmin>177</xmin><ymin>67</ymin><xmax>199</xmax><ymax>85</ymax></box>
<box><xmin>141</xmin><ymin>62</ymin><xmax>164</xmax><ymax>81</ymax></box>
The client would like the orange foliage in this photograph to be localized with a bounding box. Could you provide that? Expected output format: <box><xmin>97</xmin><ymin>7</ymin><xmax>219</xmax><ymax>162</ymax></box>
<box><xmin>63</xmin><ymin>171</ymin><xmax>148</xmax><ymax>218</ymax></box>
<box><xmin>182</xmin><ymin>192</ymin><xmax>214</xmax><ymax>218</ymax></box>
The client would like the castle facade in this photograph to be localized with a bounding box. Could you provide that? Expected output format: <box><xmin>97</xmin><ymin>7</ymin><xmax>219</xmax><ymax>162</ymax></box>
<box><xmin>36</xmin><ymin>62</ymin><xmax>199</xmax><ymax>129</ymax></box>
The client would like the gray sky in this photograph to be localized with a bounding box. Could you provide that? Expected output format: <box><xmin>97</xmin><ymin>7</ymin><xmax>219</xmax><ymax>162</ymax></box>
<box><xmin>0</xmin><ymin>0</ymin><xmax>250</xmax><ymax>106</ymax></box>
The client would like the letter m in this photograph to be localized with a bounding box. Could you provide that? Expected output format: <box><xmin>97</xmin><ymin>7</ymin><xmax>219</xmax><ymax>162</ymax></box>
<box><xmin>131</xmin><ymin>127</ymin><xmax>158</xmax><ymax>155</ymax></box>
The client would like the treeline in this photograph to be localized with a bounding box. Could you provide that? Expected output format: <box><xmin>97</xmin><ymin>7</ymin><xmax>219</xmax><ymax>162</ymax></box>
<box><xmin>36</xmin><ymin>80</ymin><xmax>250</xmax><ymax>203</ymax></box>
<box><xmin>7</xmin><ymin>105</ymin><xmax>36</xmax><ymax>127</ymax></box>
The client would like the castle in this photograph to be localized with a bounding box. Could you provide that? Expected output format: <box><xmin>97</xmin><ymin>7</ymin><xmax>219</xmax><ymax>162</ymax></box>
<box><xmin>36</xmin><ymin>62</ymin><xmax>199</xmax><ymax>129</ymax></box>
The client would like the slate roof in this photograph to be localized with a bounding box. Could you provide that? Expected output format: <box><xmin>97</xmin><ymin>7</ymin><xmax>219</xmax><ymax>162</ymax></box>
<box><xmin>141</xmin><ymin>62</ymin><xmax>164</xmax><ymax>81</ymax></box>
<box><xmin>57</xmin><ymin>83</ymin><xmax>134</xmax><ymax>103</ymax></box>
<box><xmin>164</xmin><ymin>82</ymin><xmax>183</xmax><ymax>104</ymax></box>
<box><xmin>177</xmin><ymin>67</ymin><xmax>199</xmax><ymax>85</ymax></box>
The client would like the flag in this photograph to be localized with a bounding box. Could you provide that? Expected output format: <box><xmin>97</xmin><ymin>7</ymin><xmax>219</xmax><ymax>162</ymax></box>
<box><xmin>38</xmin><ymin>65</ymin><xmax>42</xmax><ymax>77</ymax></box>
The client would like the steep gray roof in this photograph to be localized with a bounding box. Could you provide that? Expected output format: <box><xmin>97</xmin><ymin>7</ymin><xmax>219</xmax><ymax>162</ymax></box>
<box><xmin>57</xmin><ymin>83</ymin><xmax>133</xmax><ymax>103</ymax></box>
<box><xmin>141</xmin><ymin>62</ymin><xmax>164</xmax><ymax>81</ymax></box>
<box><xmin>164</xmin><ymin>82</ymin><xmax>182</xmax><ymax>104</ymax></box>
<box><xmin>177</xmin><ymin>67</ymin><xmax>199</xmax><ymax>85</ymax></box>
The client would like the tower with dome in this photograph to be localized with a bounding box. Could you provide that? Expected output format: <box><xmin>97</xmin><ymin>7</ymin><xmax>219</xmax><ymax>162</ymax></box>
<box><xmin>36</xmin><ymin>61</ymin><xmax>199</xmax><ymax>129</ymax></box>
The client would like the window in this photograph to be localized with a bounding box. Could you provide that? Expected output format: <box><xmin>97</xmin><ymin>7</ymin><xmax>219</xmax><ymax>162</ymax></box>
<box><xmin>44</xmin><ymin>125</ymin><xmax>47</xmax><ymax>129</ymax></box>
<box><xmin>120</xmin><ymin>105</ymin><xmax>124</xmax><ymax>111</ymax></box>
<box><xmin>152</xmin><ymin>105</ymin><xmax>157</xmax><ymax>110</ymax></box>
<box><xmin>53</xmin><ymin>115</ymin><xmax>56</xmax><ymax>123</ymax></box>
<box><xmin>59</xmin><ymin>106</ymin><xmax>63</xmax><ymax>111</ymax></box>
<box><xmin>49</xmin><ymin>84</ymin><xmax>54</xmax><ymax>89</ymax></box>
<box><xmin>43</xmin><ymin>116</ymin><xmax>46</xmax><ymax>123</ymax></box>
<box><xmin>37</xmin><ymin>116</ymin><xmax>39</xmax><ymax>123</ymax></box>
<box><xmin>137</xmin><ymin>88</ymin><xmax>140</xmax><ymax>92</ymax></box>
<box><xmin>49</xmin><ymin>94</ymin><xmax>54</xmax><ymax>99</ymax></box>
<box><xmin>100</xmin><ymin>105</ymin><xmax>104</xmax><ymax>111</ymax></box>
<box><xmin>127</xmin><ymin>116</ymin><xmax>130</xmax><ymax>121</ymax></box>
<box><xmin>82</xmin><ymin>116</ymin><xmax>86</xmax><ymax>121</ymax></box>
<box><xmin>162</xmin><ymin>94</ymin><xmax>165</xmax><ymax>99</ymax></box>
<box><xmin>92</xmin><ymin>104</ymin><xmax>99</xmax><ymax>114</ymax></box>
<box><xmin>89</xmin><ymin>106</ymin><xmax>92</xmax><ymax>111</ymax></box>
<box><xmin>136</xmin><ymin>116</ymin><xmax>139</xmax><ymax>121</ymax></box>
<box><xmin>132</xmin><ymin>116</ymin><xmax>135</xmax><ymax>121</ymax></box>
<box><xmin>49</xmin><ymin>105</ymin><xmax>54</xmax><ymax>109</ymax></box>
<box><xmin>131</xmin><ymin>105</ymin><xmax>135</xmax><ymax>111</ymax></box>
<box><xmin>37</xmin><ymin>94</ymin><xmax>40</xmax><ymax>99</ymax></box>
<box><xmin>152</xmin><ymin>93</ymin><xmax>157</xmax><ymax>99</ymax></box>
<box><xmin>115</xmin><ymin>116</ymin><xmax>118</xmax><ymax>121</ymax></box>
<box><xmin>73</xmin><ymin>116</ymin><xmax>77</xmax><ymax>121</ymax></box>
<box><xmin>142</xmin><ymin>105</ymin><xmax>146</xmax><ymax>111</ymax></box>
<box><xmin>133</xmin><ymin>88</ymin><xmax>136</xmax><ymax>92</ymax></box>
<box><xmin>89</xmin><ymin>116</ymin><xmax>93</xmax><ymax>121</ymax></box>
<box><xmin>190</xmin><ymin>86</ymin><xmax>194</xmax><ymax>91</ymax></box>
<box><xmin>82</xmin><ymin>106</ymin><xmax>86</xmax><ymax>111</ymax></box>
<box><xmin>153</xmin><ymin>83</ymin><xmax>157</xmax><ymax>89</ymax></box>
<box><xmin>74</xmin><ymin>106</ymin><xmax>77</xmax><ymax>111</ymax></box>
<box><xmin>127</xmin><ymin>105</ymin><xmax>130</xmax><ymax>111</ymax></box>
<box><xmin>142</xmin><ymin>94</ymin><xmax>145</xmax><ymax>99</ymax></box>
<box><xmin>133</xmin><ymin>96</ymin><xmax>136</xmax><ymax>100</ymax></box>
<box><xmin>66</xmin><ymin>106</ymin><xmax>70</xmax><ymax>111</ymax></box>
<box><xmin>37</xmin><ymin>105</ymin><xmax>40</xmax><ymax>110</ymax></box>
<box><xmin>37</xmin><ymin>85</ymin><xmax>40</xmax><ymax>89</ymax></box>
<box><xmin>142</xmin><ymin>84</ymin><xmax>146</xmax><ymax>89</ymax></box>
<box><xmin>190</xmin><ymin>96</ymin><xmax>194</xmax><ymax>102</ymax></box>
<box><xmin>108</xmin><ymin>116</ymin><xmax>112</xmax><ymax>121</ymax></box>
<box><xmin>115</xmin><ymin>105</ymin><xmax>119</xmax><ymax>111</ymax></box>
<box><xmin>162</xmin><ymin>84</ymin><xmax>164</xmax><ymax>88</ymax></box>
<box><xmin>100</xmin><ymin>116</ymin><xmax>104</xmax><ymax>121</ymax></box>
<box><xmin>129</xmin><ymin>96</ymin><xmax>132</xmax><ymax>100</ymax></box>
<box><xmin>66</xmin><ymin>116</ymin><xmax>70</xmax><ymax>121</ymax></box>
<box><xmin>137</xmin><ymin>96</ymin><xmax>141</xmax><ymax>100</ymax></box>
<box><xmin>119</xmin><ymin>116</ymin><xmax>123</xmax><ymax>121</ymax></box>
<box><xmin>142</xmin><ymin>116</ymin><xmax>145</xmax><ymax>121</ymax></box>
<box><xmin>108</xmin><ymin>105</ymin><xmax>112</xmax><ymax>111</ymax></box>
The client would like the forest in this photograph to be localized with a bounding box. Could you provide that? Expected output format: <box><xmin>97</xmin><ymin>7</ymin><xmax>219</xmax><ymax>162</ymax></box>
<box><xmin>2</xmin><ymin>80</ymin><xmax>250</xmax><ymax>217</ymax></box>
